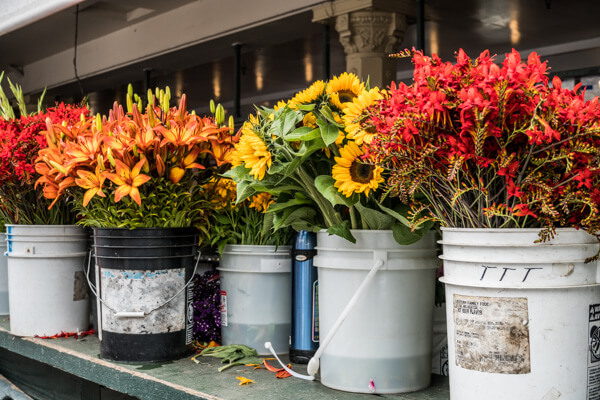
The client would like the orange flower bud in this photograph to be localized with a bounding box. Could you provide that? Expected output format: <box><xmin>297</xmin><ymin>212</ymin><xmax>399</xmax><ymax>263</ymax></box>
<box><xmin>169</xmin><ymin>167</ymin><xmax>185</xmax><ymax>183</ymax></box>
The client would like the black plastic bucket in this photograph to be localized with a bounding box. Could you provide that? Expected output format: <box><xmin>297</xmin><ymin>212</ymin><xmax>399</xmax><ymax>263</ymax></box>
<box><xmin>92</xmin><ymin>227</ymin><xmax>198</xmax><ymax>363</ymax></box>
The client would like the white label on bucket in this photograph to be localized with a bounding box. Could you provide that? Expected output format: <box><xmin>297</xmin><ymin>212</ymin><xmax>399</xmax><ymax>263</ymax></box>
<box><xmin>100</xmin><ymin>268</ymin><xmax>186</xmax><ymax>334</ymax></box>
<box><xmin>453</xmin><ymin>294</ymin><xmax>530</xmax><ymax>374</ymax></box>
<box><xmin>588</xmin><ymin>303</ymin><xmax>600</xmax><ymax>399</ymax></box>
<box><xmin>220</xmin><ymin>291</ymin><xmax>228</xmax><ymax>327</ymax></box>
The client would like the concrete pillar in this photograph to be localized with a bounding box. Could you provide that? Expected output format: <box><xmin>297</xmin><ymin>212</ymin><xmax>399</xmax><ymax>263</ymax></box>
<box><xmin>313</xmin><ymin>0</ymin><xmax>414</xmax><ymax>88</ymax></box>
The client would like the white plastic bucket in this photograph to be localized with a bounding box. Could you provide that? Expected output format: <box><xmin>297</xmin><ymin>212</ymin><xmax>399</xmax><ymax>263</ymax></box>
<box><xmin>0</xmin><ymin>233</ymin><xmax>9</xmax><ymax>315</ymax></box>
<box><xmin>218</xmin><ymin>244</ymin><xmax>291</xmax><ymax>355</ymax></box>
<box><xmin>314</xmin><ymin>230</ymin><xmax>438</xmax><ymax>394</ymax></box>
<box><xmin>440</xmin><ymin>227</ymin><xmax>600</xmax><ymax>400</ymax></box>
<box><xmin>6</xmin><ymin>225</ymin><xmax>90</xmax><ymax>336</ymax></box>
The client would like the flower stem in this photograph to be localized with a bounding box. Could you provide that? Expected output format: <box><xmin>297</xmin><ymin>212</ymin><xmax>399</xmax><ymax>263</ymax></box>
<box><xmin>296</xmin><ymin>167</ymin><xmax>340</xmax><ymax>227</ymax></box>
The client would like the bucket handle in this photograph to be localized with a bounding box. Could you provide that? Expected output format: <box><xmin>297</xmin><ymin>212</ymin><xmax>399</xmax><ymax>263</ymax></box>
<box><xmin>265</xmin><ymin>257</ymin><xmax>386</xmax><ymax>380</ymax></box>
<box><xmin>84</xmin><ymin>249</ymin><xmax>201</xmax><ymax>318</ymax></box>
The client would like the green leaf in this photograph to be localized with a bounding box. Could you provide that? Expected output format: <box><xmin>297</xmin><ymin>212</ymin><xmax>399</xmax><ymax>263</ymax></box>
<box><xmin>257</xmin><ymin>106</ymin><xmax>275</xmax><ymax>118</ymax></box>
<box><xmin>266</xmin><ymin>196</ymin><xmax>313</xmax><ymax>213</ymax></box>
<box><xmin>392</xmin><ymin>222</ymin><xmax>424</xmax><ymax>245</ymax></box>
<box><xmin>235</xmin><ymin>180</ymin><xmax>257</xmax><ymax>203</ymax></box>
<box><xmin>217</xmin><ymin>356</ymin><xmax>263</xmax><ymax>372</ymax></box>
<box><xmin>223</xmin><ymin>165</ymin><xmax>251</xmax><ymax>182</ymax></box>
<box><xmin>282</xmin><ymin>110</ymin><xmax>300</xmax><ymax>136</ymax></box>
<box><xmin>297</xmin><ymin>103</ymin><xmax>316</xmax><ymax>112</ymax></box>
<box><xmin>354</xmin><ymin>202</ymin><xmax>395</xmax><ymax>230</ymax></box>
<box><xmin>376</xmin><ymin>201</ymin><xmax>411</xmax><ymax>227</ymax></box>
<box><xmin>314</xmin><ymin>175</ymin><xmax>356</xmax><ymax>207</ymax></box>
<box><xmin>260</xmin><ymin>211</ymin><xmax>275</xmax><ymax>239</ymax></box>
<box><xmin>273</xmin><ymin>206</ymin><xmax>318</xmax><ymax>231</ymax></box>
<box><xmin>318</xmin><ymin>119</ymin><xmax>340</xmax><ymax>146</ymax></box>
<box><xmin>285</xmin><ymin>126</ymin><xmax>321</xmax><ymax>142</ymax></box>
<box><xmin>326</xmin><ymin>221</ymin><xmax>355</xmax><ymax>243</ymax></box>
<box><xmin>279</xmin><ymin>157</ymin><xmax>303</xmax><ymax>179</ymax></box>
<box><xmin>319</xmin><ymin>105</ymin><xmax>343</xmax><ymax>127</ymax></box>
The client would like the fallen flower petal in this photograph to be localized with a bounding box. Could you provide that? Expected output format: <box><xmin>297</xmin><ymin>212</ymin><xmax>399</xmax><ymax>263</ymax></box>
<box><xmin>275</xmin><ymin>369</ymin><xmax>292</xmax><ymax>379</ymax></box>
<box><xmin>236</xmin><ymin>376</ymin><xmax>254</xmax><ymax>386</ymax></box>
<box><xmin>263</xmin><ymin>359</ymin><xmax>292</xmax><ymax>379</ymax></box>
<box><xmin>263</xmin><ymin>359</ymin><xmax>281</xmax><ymax>372</ymax></box>
<box><xmin>34</xmin><ymin>329</ymin><xmax>95</xmax><ymax>340</ymax></box>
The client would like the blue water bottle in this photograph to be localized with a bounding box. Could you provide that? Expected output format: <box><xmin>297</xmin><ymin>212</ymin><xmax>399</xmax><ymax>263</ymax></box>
<box><xmin>290</xmin><ymin>230</ymin><xmax>319</xmax><ymax>363</ymax></box>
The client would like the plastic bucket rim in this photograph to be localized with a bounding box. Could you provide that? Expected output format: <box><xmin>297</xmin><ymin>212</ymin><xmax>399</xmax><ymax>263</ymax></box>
<box><xmin>440</xmin><ymin>226</ymin><xmax>591</xmax><ymax>234</ymax></box>
<box><xmin>217</xmin><ymin>266</ymin><xmax>291</xmax><ymax>274</ymax></box>
<box><xmin>95</xmin><ymin>254</ymin><xmax>196</xmax><ymax>260</ymax></box>
<box><xmin>440</xmin><ymin>276</ymin><xmax>600</xmax><ymax>290</ymax></box>
<box><xmin>5</xmin><ymin>224</ymin><xmax>87</xmax><ymax>229</ymax></box>
<box><xmin>93</xmin><ymin>243</ymin><xmax>197</xmax><ymax>249</ymax></box>
<box><xmin>438</xmin><ymin>240</ymin><xmax>598</xmax><ymax>248</ymax></box>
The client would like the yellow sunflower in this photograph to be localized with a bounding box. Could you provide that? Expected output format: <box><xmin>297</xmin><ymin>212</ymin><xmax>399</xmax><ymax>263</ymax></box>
<box><xmin>343</xmin><ymin>88</ymin><xmax>383</xmax><ymax>145</ymax></box>
<box><xmin>231</xmin><ymin>130</ymin><xmax>272</xmax><ymax>180</ymax></box>
<box><xmin>302</xmin><ymin>112</ymin><xmax>318</xmax><ymax>128</ymax></box>
<box><xmin>290</xmin><ymin>80</ymin><xmax>325</xmax><ymax>109</ymax></box>
<box><xmin>273</xmin><ymin>100</ymin><xmax>288</xmax><ymax>111</ymax></box>
<box><xmin>204</xmin><ymin>177</ymin><xmax>237</xmax><ymax>209</ymax></box>
<box><xmin>326</xmin><ymin>72</ymin><xmax>364</xmax><ymax>110</ymax></box>
<box><xmin>332</xmin><ymin>141</ymin><xmax>383</xmax><ymax>197</ymax></box>
<box><xmin>249</xmin><ymin>192</ymin><xmax>274</xmax><ymax>212</ymax></box>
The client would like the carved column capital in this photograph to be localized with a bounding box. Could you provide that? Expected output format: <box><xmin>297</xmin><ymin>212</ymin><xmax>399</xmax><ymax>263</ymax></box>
<box><xmin>335</xmin><ymin>10</ymin><xmax>407</xmax><ymax>56</ymax></box>
<box><xmin>312</xmin><ymin>0</ymin><xmax>413</xmax><ymax>86</ymax></box>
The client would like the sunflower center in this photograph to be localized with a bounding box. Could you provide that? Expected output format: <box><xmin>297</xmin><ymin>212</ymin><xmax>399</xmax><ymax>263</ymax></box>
<box><xmin>338</xmin><ymin>90</ymin><xmax>356</xmax><ymax>104</ymax></box>
<box><xmin>365</xmin><ymin>126</ymin><xmax>377</xmax><ymax>134</ymax></box>
<box><xmin>349</xmin><ymin>161</ymin><xmax>375</xmax><ymax>184</ymax></box>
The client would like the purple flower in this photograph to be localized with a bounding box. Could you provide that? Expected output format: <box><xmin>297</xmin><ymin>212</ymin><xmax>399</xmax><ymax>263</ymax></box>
<box><xmin>192</xmin><ymin>270</ymin><xmax>221</xmax><ymax>343</ymax></box>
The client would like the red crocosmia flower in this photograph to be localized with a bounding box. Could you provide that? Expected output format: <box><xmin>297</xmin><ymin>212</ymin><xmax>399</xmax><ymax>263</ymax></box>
<box><xmin>574</xmin><ymin>169</ymin><xmax>594</xmax><ymax>189</ymax></box>
<box><xmin>361</xmin><ymin>47</ymin><xmax>600</xmax><ymax>239</ymax></box>
<box><xmin>512</xmin><ymin>204</ymin><xmax>537</xmax><ymax>218</ymax></box>
<box><xmin>506</xmin><ymin>179</ymin><xmax>525</xmax><ymax>199</ymax></box>
<box><xmin>498</xmin><ymin>160</ymin><xmax>519</xmax><ymax>178</ymax></box>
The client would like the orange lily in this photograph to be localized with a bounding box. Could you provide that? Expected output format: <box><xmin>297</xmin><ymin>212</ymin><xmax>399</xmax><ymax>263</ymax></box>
<box><xmin>64</xmin><ymin>132</ymin><xmax>103</xmax><ymax>165</ymax></box>
<box><xmin>169</xmin><ymin>148</ymin><xmax>205</xmax><ymax>184</ymax></box>
<box><xmin>75</xmin><ymin>165</ymin><xmax>107</xmax><ymax>207</ymax></box>
<box><xmin>51</xmin><ymin>117</ymin><xmax>93</xmax><ymax>141</ymax></box>
<box><xmin>103</xmin><ymin>159</ymin><xmax>151</xmax><ymax>206</ymax></box>
<box><xmin>134</xmin><ymin>124</ymin><xmax>158</xmax><ymax>153</ymax></box>
<box><xmin>158</xmin><ymin>118</ymin><xmax>203</xmax><ymax>148</ymax></box>
<box><xmin>103</xmin><ymin>131</ymin><xmax>135</xmax><ymax>155</ymax></box>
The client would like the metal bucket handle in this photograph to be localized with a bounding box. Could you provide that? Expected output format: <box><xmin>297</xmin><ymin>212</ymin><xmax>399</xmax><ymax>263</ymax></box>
<box><xmin>84</xmin><ymin>248</ymin><xmax>201</xmax><ymax>318</ymax></box>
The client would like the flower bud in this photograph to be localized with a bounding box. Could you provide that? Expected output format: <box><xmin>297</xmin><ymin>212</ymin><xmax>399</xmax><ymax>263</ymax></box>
<box><xmin>140</xmin><ymin>154</ymin><xmax>150</xmax><ymax>173</ymax></box>
<box><xmin>147</xmin><ymin>104</ymin><xmax>155</xmax><ymax>127</ymax></box>
<box><xmin>126</xmin><ymin>95</ymin><xmax>133</xmax><ymax>114</ymax></box>
<box><xmin>209</xmin><ymin>99</ymin><xmax>216</xmax><ymax>114</ymax></box>
<box><xmin>106</xmin><ymin>148</ymin><xmax>116</xmax><ymax>167</ymax></box>
<box><xmin>49</xmin><ymin>160</ymin><xmax>68</xmax><ymax>175</ymax></box>
<box><xmin>169</xmin><ymin>167</ymin><xmax>185</xmax><ymax>184</ymax></box>
<box><xmin>216</xmin><ymin>104</ymin><xmax>225</xmax><ymax>125</ymax></box>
